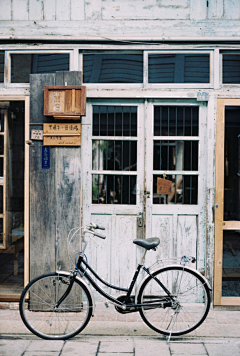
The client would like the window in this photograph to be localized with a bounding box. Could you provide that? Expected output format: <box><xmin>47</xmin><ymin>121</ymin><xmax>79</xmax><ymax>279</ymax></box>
<box><xmin>92</xmin><ymin>106</ymin><xmax>138</xmax><ymax>204</ymax></box>
<box><xmin>153</xmin><ymin>106</ymin><xmax>199</xmax><ymax>205</ymax></box>
<box><xmin>148</xmin><ymin>54</ymin><xmax>210</xmax><ymax>84</ymax></box>
<box><xmin>222</xmin><ymin>54</ymin><xmax>240</xmax><ymax>84</ymax></box>
<box><xmin>0</xmin><ymin>51</ymin><xmax>4</xmax><ymax>83</ymax></box>
<box><xmin>10</xmin><ymin>53</ymin><xmax>70</xmax><ymax>83</ymax></box>
<box><xmin>83</xmin><ymin>53</ymin><xmax>143</xmax><ymax>83</ymax></box>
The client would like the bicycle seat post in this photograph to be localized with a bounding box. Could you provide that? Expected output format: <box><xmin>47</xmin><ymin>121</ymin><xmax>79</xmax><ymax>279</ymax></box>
<box><xmin>140</xmin><ymin>249</ymin><xmax>147</xmax><ymax>265</ymax></box>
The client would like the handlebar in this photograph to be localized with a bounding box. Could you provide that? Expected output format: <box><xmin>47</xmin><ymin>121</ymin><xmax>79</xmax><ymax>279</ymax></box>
<box><xmin>83</xmin><ymin>223</ymin><xmax>106</xmax><ymax>239</ymax></box>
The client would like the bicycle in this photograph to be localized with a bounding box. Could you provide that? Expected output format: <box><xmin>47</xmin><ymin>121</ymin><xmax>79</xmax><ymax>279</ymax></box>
<box><xmin>19</xmin><ymin>223</ymin><xmax>212</xmax><ymax>341</ymax></box>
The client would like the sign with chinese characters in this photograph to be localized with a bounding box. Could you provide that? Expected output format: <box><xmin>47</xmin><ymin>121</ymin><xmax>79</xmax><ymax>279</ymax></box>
<box><xmin>42</xmin><ymin>146</ymin><xmax>50</xmax><ymax>169</ymax></box>
<box><xmin>43</xmin><ymin>123</ymin><xmax>81</xmax><ymax>146</ymax></box>
<box><xmin>157</xmin><ymin>177</ymin><xmax>172</xmax><ymax>195</ymax></box>
<box><xmin>31</xmin><ymin>130</ymin><xmax>43</xmax><ymax>140</ymax></box>
<box><xmin>44</xmin><ymin>86</ymin><xmax>86</xmax><ymax>119</ymax></box>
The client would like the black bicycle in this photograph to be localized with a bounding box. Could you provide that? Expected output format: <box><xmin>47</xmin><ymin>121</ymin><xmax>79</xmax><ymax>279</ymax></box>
<box><xmin>19</xmin><ymin>223</ymin><xmax>211</xmax><ymax>340</ymax></box>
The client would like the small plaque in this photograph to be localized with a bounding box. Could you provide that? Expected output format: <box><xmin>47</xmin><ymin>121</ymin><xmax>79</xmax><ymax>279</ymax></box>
<box><xmin>197</xmin><ymin>92</ymin><xmax>209</xmax><ymax>101</ymax></box>
<box><xmin>43</xmin><ymin>135</ymin><xmax>81</xmax><ymax>146</ymax></box>
<box><xmin>31</xmin><ymin>130</ymin><xmax>43</xmax><ymax>140</ymax></box>
<box><xmin>157</xmin><ymin>178</ymin><xmax>172</xmax><ymax>195</ymax></box>
<box><xmin>42</xmin><ymin>146</ymin><xmax>50</xmax><ymax>169</ymax></box>
<box><xmin>43</xmin><ymin>123</ymin><xmax>81</xmax><ymax>134</ymax></box>
<box><xmin>44</xmin><ymin>86</ymin><xmax>86</xmax><ymax>117</ymax></box>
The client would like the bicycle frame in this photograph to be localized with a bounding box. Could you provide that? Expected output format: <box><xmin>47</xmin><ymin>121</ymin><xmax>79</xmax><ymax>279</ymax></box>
<box><xmin>76</xmin><ymin>253</ymin><xmax>174</xmax><ymax>309</ymax></box>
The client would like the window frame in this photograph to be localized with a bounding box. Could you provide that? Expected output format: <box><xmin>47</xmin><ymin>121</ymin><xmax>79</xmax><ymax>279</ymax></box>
<box><xmin>221</xmin><ymin>51</ymin><xmax>240</xmax><ymax>86</ymax></box>
<box><xmin>145</xmin><ymin>50</ymin><xmax>213</xmax><ymax>89</ymax></box>
<box><xmin>2</xmin><ymin>50</ymin><xmax>74</xmax><ymax>87</ymax></box>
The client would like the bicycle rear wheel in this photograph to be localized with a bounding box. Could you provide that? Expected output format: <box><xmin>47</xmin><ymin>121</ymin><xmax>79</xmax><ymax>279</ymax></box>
<box><xmin>137</xmin><ymin>266</ymin><xmax>211</xmax><ymax>336</ymax></box>
<box><xmin>19</xmin><ymin>272</ymin><xmax>93</xmax><ymax>340</ymax></box>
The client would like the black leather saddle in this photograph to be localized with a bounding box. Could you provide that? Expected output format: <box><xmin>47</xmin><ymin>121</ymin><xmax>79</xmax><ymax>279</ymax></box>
<box><xmin>133</xmin><ymin>237</ymin><xmax>160</xmax><ymax>250</ymax></box>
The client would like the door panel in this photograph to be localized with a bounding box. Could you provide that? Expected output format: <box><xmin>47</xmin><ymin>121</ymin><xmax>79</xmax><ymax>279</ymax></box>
<box><xmin>215</xmin><ymin>99</ymin><xmax>240</xmax><ymax>305</ymax></box>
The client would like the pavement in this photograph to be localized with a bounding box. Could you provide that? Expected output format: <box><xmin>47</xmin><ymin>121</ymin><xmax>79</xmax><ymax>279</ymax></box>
<box><xmin>0</xmin><ymin>303</ymin><xmax>240</xmax><ymax>356</ymax></box>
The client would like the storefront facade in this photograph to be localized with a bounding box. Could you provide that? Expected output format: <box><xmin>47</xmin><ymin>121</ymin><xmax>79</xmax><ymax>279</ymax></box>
<box><xmin>0</xmin><ymin>0</ymin><xmax>240</xmax><ymax>306</ymax></box>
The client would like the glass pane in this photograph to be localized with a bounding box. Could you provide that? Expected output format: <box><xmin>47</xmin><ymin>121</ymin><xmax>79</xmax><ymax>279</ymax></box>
<box><xmin>154</xmin><ymin>106</ymin><xmax>199</xmax><ymax>136</ymax></box>
<box><xmin>222</xmin><ymin>54</ymin><xmax>240</xmax><ymax>84</ymax></box>
<box><xmin>0</xmin><ymin>51</ymin><xmax>4</xmax><ymax>83</ymax></box>
<box><xmin>222</xmin><ymin>230</ymin><xmax>240</xmax><ymax>297</ymax></box>
<box><xmin>148</xmin><ymin>54</ymin><xmax>210</xmax><ymax>83</ymax></box>
<box><xmin>83</xmin><ymin>53</ymin><xmax>143</xmax><ymax>83</ymax></box>
<box><xmin>0</xmin><ymin>185</ymin><xmax>3</xmax><ymax>214</ymax></box>
<box><xmin>0</xmin><ymin>218</ymin><xmax>3</xmax><ymax>244</ymax></box>
<box><xmin>224</xmin><ymin>107</ymin><xmax>240</xmax><ymax>221</ymax></box>
<box><xmin>92</xmin><ymin>140</ymin><xmax>137</xmax><ymax>171</ymax></box>
<box><xmin>93</xmin><ymin>106</ymin><xmax>137</xmax><ymax>137</ymax></box>
<box><xmin>0</xmin><ymin>109</ymin><xmax>4</xmax><ymax>132</ymax></box>
<box><xmin>0</xmin><ymin>138</ymin><xmax>4</xmax><ymax>156</ymax></box>
<box><xmin>11</xmin><ymin>54</ymin><xmax>69</xmax><ymax>83</ymax></box>
<box><xmin>153</xmin><ymin>174</ymin><xmax>198</xmax><ymax>205</ymax></box>
<box><xmin>153</xmin><ymin>140</ymin><xmax>198</xmax><ymax>171</ymax></box>
<box><xmin>92</xmin><ymin>174</ymin><xmax>136</xmax><ymax>205</ymax></box>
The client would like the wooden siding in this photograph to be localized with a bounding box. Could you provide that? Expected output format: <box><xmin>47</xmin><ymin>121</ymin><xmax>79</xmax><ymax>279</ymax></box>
<box><xmin>1</xmin><ymin>0</ymin><xmax>240</xmax><ymax>40</ymax></box>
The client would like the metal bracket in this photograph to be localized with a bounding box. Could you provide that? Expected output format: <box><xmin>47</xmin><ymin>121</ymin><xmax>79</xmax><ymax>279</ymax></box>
<box><xmin>137</xmin><ymin>212</ymin><xmax>143</xmax><ymax>227</ymax></box>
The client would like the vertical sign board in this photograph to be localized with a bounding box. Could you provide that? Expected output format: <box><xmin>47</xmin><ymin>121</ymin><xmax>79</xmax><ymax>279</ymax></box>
<box><xmin>42</xmin><ymin>146</ymin><xmax>50</xmax><ymax>169</ymax></box>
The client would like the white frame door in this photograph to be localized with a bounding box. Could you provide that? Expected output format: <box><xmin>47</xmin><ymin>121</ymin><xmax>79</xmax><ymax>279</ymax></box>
<box><xmin>145</xmin><ymin>100</ymin><xmax>208</xmax><ymax>271</ymax></box>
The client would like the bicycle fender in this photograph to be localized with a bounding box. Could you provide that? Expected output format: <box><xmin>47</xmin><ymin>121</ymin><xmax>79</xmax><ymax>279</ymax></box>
<box><xmin>56</xmin><ymin>270</ymin><xmax>95</xmax><ymax>316</ymax></box>
<box><xmin>135</xmin><ymin>265</ymin><xmax>212</xmax><ymax>305</ymax></box>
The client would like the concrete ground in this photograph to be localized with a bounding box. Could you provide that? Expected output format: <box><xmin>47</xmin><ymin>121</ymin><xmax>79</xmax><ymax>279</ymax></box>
<box><xmin>0</xmin><ymin>303</ymin><xmax>240</xmax><ymax>355</ymax></box>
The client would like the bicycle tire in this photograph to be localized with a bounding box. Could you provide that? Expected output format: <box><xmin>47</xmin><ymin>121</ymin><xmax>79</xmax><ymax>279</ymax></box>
<box><xmin>19</xmin><ymin>272</ymin><xmax>93</xmax><ymax>340</ymax></box>
<box><xmin>137</xmin><ymin>266</ymin><xmax>211</xmax><ymax>336</ymax></box>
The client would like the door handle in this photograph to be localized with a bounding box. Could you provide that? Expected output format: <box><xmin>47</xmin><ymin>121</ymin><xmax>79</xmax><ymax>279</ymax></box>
<box><xmin>137</xmin><ymin>212</ymin><xmax>143</xmax><ymax>227</ymax></box>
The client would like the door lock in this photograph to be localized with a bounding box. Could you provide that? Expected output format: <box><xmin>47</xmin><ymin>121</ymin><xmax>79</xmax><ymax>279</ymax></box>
<box><xmin>137</xmin><ymin>212</ymin><xmax>143</xmax><ymax>227</ymax></box>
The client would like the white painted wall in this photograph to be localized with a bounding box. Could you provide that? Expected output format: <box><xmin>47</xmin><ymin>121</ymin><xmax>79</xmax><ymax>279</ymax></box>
<box><xmin>0</xmin><ymin>0</ymin><xmax>240</xmax><ymax>40</ymax></box>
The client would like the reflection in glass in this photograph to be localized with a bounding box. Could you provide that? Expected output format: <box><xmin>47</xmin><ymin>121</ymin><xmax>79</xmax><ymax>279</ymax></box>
<box><xmin>93</xmin><ymin>106</ymin><xmax>137</xmax><ymax>137</ymax></box>
<box><xmin>11</xmin><ymin>53</ymin><xmax>69</xmax><ymax>83</ymax></box>
<box><xmin>224</xmin><ymin>107</ymin><xmax>240</xmax><ymax>221</ymax></box>
<box><xmin>0</xmin><ymin>109</ymin><xmax>4</xmax><ymax>132</ymax></box>
<box><xmin>222</xmin><ymin>230</ymin><xmax>240</xmax><ymax>297</ymax></box>
<box><xmin>153</xmin><ymin>140</ymin><xmax>198</xmax><ymax>171</ymax></box>
<box><xmin>154</xmin><ymin>106</ymin><xmax>199</xmax><ymax>136</ymax></box>
<box><xmin>92</xmin><ymin>140</ymin><xmax>137</xmax><ymax>172</ymax></box>
<box><xmin>148</xmin><ymin>54</ymin><xmax>210</xmax><ymax>83</ymax></box>
<box><xmin>83</xmin><ymin>53</ymin><xmax>143</xmax><ymax>83</ymax></box>
<box><xmin>222</xmin><ymin>54</ymin><xmax>240</xmax><ymax>84</ymax></box>
<box><xmin>0</xmin><ymin>51</ymin><xmax>4</xmax><ymax>83</ymax></box>
<box><xmin>153</xmin><ymin>174</ymin><xmax>198</xmax><ymax>205</ymax></box>
<box><xmin>0</xmin><ymin>218</ymin><xmax>2</xmax><ymax>243</ymax></box>
<box><xmin>92</xmin><ymin>174</ymin><xmax>136</xmax><ymax>205</ymax></box>
<box><xmin>0</xmin><ymin>186</ymin><xmax>2</xmax><ymax>214</ymax></box>
<box><xmin>0</xmin><ymin>136</ymin><xmax>4</xmax><ymax>155</ymax></box>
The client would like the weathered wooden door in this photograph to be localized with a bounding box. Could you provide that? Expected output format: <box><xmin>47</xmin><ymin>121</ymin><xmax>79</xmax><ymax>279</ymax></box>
<box><xmin>215</xmin><ymin>99</ymin><xmax>240</xmax><ymax>306</ymax></box>
<box><xmin>82</xmin><ymin>99</ymin><xmax>207</xmax><ymax>297</ymax></box>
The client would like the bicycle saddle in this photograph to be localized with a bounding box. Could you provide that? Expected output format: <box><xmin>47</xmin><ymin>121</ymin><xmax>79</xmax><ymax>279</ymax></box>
<box><xmin>133</xmin><ymin>237</ymin><xmax>160</xmax><ymax>250</ymax></box>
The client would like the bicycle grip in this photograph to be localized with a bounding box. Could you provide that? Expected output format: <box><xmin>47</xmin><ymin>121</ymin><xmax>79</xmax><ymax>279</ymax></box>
<box><xmin>96</xmin><ymin>225</ymin><xmax>105</xmax><ymax>230</ymax></box>
<box><xmin>94</xmin><ymin>232</ymin><xmax>106</xmax><ymax>239</ymax></box>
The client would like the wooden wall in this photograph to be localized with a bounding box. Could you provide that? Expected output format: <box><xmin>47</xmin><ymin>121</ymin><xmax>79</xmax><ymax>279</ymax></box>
<box><xmin>29</xmin><ymin>71</ymin><xmax>82</xmax><ymax>279</ymax></box>
<box><xmin>1</xmin><ymin>0</ymin><xmax>240</xmax><ymax>40</ymax></box>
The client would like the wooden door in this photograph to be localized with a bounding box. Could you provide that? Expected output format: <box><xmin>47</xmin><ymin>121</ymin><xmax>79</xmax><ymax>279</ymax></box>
<box><xmin>81</xmin><ymin>101</ymin><xmax>145</xmax><ymax>296</ymax></box>
<box><xmin>215</xmin><ymin>99</ymin><xmax>240</xmax><ymax>306</ymax></box>
<box><xmin>145</xmin><ymin>101</ymin><xmax>208</xmax><ymax>273</ymax></box>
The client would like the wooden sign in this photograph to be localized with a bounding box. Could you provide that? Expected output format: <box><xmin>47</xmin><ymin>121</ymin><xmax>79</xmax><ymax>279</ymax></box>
<box><xmin>157</xmin><ymin>177</ymin><xmax>172</xmax><ymax>195</ymax></box>
<box><xmin>43</xmin><ymin>123</ymin><xmax>81</xmax><ymax>146</ymax></box>
<box><xmin>44</xmin><ymin>86</ymin><xmax>86</xmax><ymax>118</ymax></box>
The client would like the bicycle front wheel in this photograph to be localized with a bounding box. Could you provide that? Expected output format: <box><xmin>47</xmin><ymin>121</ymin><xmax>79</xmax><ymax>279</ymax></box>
<box><xmin>19</xmin><ymin>272</ymin><xmax>93</xmax><ymax>340</ymax></box>
<box><xmin>137</xmin><ymin>266</ymin><xmax>211</xmax><ymax>336</ymax></box>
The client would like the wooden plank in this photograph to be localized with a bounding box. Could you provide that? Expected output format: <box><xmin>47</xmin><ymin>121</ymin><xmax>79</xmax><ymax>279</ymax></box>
<box><xmin>43</xmin><ymin>123</ymin><xmax>81</xmax><ymax>134</ymax></box>
<box><xmin>0</xmin><ymin>0</ymin><xmax>11</xmax><ymax>20</ymax></box>
<box><xmin>43</xmin><ymin>135</ymin><xmax>81</xmax><ymax>146</ymax></box>
<box><xmin>214</xmin><ymin>98</ymin><xmax>225</xmax><ymax>305</ymax></box>
<box><xmin>29</xmin><ymin>0</ymin><xmax>43</xmax><ymax>21</ymax></box>
<box><xmin>12</xmin><ymin>0</ymin><xmax>28</xmax><ymax>20</ymax></box>
<box><xmin>177</xmin><ymin>215</ymin><xmax>197</xmax><ymax>260</ymax></box>
<box><xmin>102</xmin><ymin>1</ymin><xmax>190</xmax><ymax>20</ymax></box>
<box><xmin>56</xmin><ymin>0</ymin><xmax>71</xmax><ymax>20</ymax></box>
<box><xmin>43</xmin><ymin>0</ymin><xmax>56</xmax><ymax>20</ymax></box>
<box><xmin>30</xmin><ymin>73</ymin><xmax>56</xmax><ymax>279</ymax></box>
<box><xmin>70</xmin><ymin>0</ymin><xmax>85</xmax><ymax>21</ymax></box>
<box><xmin>223</xmin><ymin>221</ymin><xmax>240</xmax><ymax>230</ymax></box>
